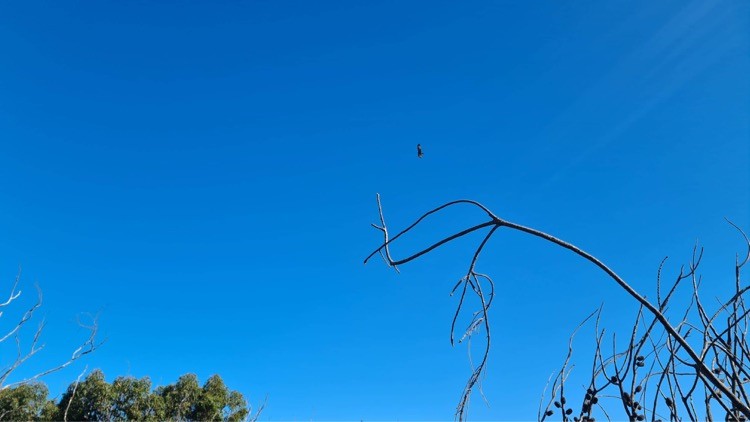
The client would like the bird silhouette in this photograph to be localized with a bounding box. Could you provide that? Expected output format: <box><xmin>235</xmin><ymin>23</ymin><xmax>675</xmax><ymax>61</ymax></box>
<box><xmin>417</xmin><ymin>144</ymin><xmax>423</xmax><ymax>158</ymax></box>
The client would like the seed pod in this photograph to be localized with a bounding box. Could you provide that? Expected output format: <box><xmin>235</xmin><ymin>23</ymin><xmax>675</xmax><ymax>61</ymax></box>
<box><xmin>665</xmin><ymin>397</ymin><xmax>673</xmax><ymax>408</ymax></box>
<box><xmin>635</xmin><ymin>385</ymin><xmax>642</xmax><ymax>393</ymax></box>
<box><xmin>566</xmin><ymin>409</ymin><xmax>573</xmax><ymax>415</ymax></box>
<box><xmin>545</xmin><ymin>410</ymin><xmax>554</xmax><ymax>417</ymax></box>
<box><xmin>637</xmin><ymin>415</ymin><xmax>645</xmax><ymax>421</ymax></box>
<box><xmin>561</xmin><ymin>397</ymin><xmax>566</xmax><ymax>405</ymax></box>
<box><xmin>554</xmin><ymin>401</ymin><xmax>561</xmax><ymax>408</ymax></box>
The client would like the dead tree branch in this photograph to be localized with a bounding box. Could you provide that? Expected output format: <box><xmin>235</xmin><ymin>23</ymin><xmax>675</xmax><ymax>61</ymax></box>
<box><xmin>0</xmin><ymin>272</ymin><xmax>101</xmax><ymax>390</ymax></box>
<box><xmin>365</xmin><ymin>195</ymin><xmax>750</xmax><ymax>420</ymax></box>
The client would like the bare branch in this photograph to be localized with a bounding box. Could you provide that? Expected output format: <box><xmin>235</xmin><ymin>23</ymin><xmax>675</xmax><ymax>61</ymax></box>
<box><xmin>366</xmin><ymin>195</ymin><xmax>750</xmax><ymax>420</ymax></box>
<box><xmin>64</xmin><ymin>365</ymin><xmax>88</xmax><ymax>422</ymax></box>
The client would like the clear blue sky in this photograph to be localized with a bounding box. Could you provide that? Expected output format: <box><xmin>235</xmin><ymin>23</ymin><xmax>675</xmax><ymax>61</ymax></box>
<box><xmin>0</xmin><ymin>0</ymin><xmax>748</xmax><ymax>420</ymax></box>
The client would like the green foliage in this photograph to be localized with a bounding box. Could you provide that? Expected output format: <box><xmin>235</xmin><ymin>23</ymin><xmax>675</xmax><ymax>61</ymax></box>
<box><xmin>59</xmin><ymin>369</ymin><xmax>114</xmax><ymax>421</ymax></box>
<box><xmin>0</xmin><ymin>383</ymin><xmax>50</xmax><ymax>421</ymax></box>
<box><xmin>111</xmin><ymin>375</ymin><xmax>161</xmax><ymax>421</ymax></box>
<box><xmin>0</xmin><ymin>370</ymin><xmax>252</xmax><ymax>421</ymax></box>
<box><xmin>198</xmin><ymin>375</ymin><xmax>249</xmax><ymax>422</ymax></box>
<box><xmin>157</xmin><ymin>373</ymin><xmax>201</xmax><ymax>420</ymax></box>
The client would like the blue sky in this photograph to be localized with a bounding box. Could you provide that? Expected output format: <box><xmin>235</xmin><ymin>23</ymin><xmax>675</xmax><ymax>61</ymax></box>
<box><xmin>0</xmin><ymin>0</ymin><xmax>748</xmax><ymax>420</ymax></box>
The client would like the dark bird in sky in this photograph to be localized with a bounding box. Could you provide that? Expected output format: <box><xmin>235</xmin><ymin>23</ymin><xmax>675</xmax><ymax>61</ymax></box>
<box><xmin>417</xmin><ymin>144</ymin><xmax>423</xmax><ymax>158</ymax></box>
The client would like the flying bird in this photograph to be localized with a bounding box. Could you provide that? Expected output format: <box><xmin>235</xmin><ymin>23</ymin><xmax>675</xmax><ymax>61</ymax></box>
<box><xmin>417</xmin><ymin>144</ymin><xmax>423</xmax><ymax>158</ymax></box>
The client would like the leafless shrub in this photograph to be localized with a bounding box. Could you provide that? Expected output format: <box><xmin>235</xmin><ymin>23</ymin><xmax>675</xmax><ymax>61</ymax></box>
<box><xmin>365</xmin><ymin>194</ymin><xmax>750</xmax><ymax>421</ymax></box>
